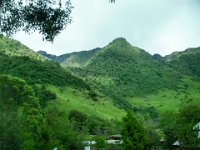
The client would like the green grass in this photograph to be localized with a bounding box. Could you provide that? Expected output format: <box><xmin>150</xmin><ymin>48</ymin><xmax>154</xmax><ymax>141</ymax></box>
<box><xmin>46</xmin><ymin>85</ymin><xmax>126</xmax><ymax>121</ymax></box>
<box><xmin>127</xmin><ymin>76</ymin><xmax>200</xmax><ymax>114</ymax></box>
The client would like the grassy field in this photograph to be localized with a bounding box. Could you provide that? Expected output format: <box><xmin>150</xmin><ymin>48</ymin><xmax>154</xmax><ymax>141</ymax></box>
<box><xmin>45</xmin><ymin>76</ymin><xmax>200</xmax><ymax>120</ymax></box>
<box><xmin>127</xmin><ymin>76</ymin><xmax>200</xmax><ymax>114</ymax></box>
<box><xmin>46</xmin><ymin>85</ymin><xmax>126</xmax><ymax>121</ymax></box>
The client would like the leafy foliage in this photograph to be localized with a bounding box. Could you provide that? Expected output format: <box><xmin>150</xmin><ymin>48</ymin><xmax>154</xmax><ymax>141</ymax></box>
<box><xmin>0</xmin><ymin>111</ymin><xmax>21</xmax><ymax>150</ymax></box>
<box><xmin>0</xmin><ymin>75</ymin><xmax>33</xmax><ymax>107</ymax></box>
<box><xmin>160</xmin><ymin>102</ymin><xmax>200</xmax><ymax>149</ymax></box>
<box><xmin>121</xmin><ymin>111</ymin><xmax>147</xmax><ymax>150</ymax></box>
<box><xmin>33</xmin><ymin>85</ymin><xmax>57</xmax><ymax>108</ymax></box>
<box><xmin>0</xmin><ymin>75</ymin><xmax>43</xmax><ymax>150</ymax></box>
<box><xmin>68</xmin><ymin>109</ymin><xmax>121</xmax><ymax>135</ymax></box>
<box><xmin>0</xmin><ymin>0</ymin><xmax>73</xmax><ymax>41</ymax></box>
<box><xmin>44</xmin><ymin>108</ymin><xmax>84</xmax><ymax>149</ymax></box>
<box><xmin>0</xmin><ymin>75</ymin><xmax>85</xmax><ymax>150</ymax></box>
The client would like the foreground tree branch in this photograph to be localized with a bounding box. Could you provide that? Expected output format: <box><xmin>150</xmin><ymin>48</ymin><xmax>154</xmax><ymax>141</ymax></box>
<box><xmin>0</xmin><ymin>0</ymin><xmax>116</xmax><ymax>41</ymax></box>
<box><xmin>0</xmin><ymin>0</ymin><xmax>73</xmax><ymax>41</ymax></box>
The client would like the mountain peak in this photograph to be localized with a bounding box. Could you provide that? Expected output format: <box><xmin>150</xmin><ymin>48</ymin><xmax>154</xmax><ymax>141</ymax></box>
<box><xmin>112</xmin><ymin>37</ymin><xmax>127</xmax><ymax>42</ymax></box>
<box><xmin>110</xmin><ymin>37</ymin><xmax>130</xmax><ymax>45</ymax></box>
<box><xmin>103</xmin><ymin>37</ymin><xmax>143</xmax><ymax>55</ymax></box>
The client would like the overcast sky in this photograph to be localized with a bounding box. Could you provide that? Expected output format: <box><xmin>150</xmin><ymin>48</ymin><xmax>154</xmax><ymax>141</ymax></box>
<box><xmin>14</xmin><ymin>0</ymin><xmax>200</xmax><ymax>56</ymax></box>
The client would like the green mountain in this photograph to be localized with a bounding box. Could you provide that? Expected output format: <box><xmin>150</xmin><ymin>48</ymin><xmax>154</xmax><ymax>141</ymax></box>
<box><xmin>1</xmin><ymin>36</ymin><xmax>200</xmax><ymax>150</ymax></box>
<box><xmin>54</xmin><ymin>38</ymin><xmax>180</xmax><ymax>107</ymax></box>
<box><xmin>38</xmin><ymin>38</ymin><xmax>200</xmax><ymax>114</ymax></box>
<box><xmin>165</xmin><ymin>47</ymin><xmax>200</xmax><ymax>78</ymax></box>
<box><xmin>0</xmin><ymin>37</ymin><xmax>125</xmax><ymax>120</ymax></box>
<box><xmin>9</xmin><ymin>36</ymin><xmax>199</xmax><ymax>114</ymax></box>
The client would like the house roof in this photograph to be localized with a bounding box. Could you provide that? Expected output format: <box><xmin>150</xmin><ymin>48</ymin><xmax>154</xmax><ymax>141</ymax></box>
<box><xmin>193</xmin><ymin>122</ymin><xmax>200</xmax><ymax>131</ymax></box>
<box><xmin>173</xmin><ymin>140</ymin><xmax>180</xmax><ymax>146</ymax></box>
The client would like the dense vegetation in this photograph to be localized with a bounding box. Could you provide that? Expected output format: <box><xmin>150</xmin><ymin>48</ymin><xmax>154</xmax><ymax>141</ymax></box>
<box><xmin>1</xmin><ymin>36</ymin><xmax>200</xmax><ymax>149</ymax></box>
<box><xmin>0</xmin><ymin>36</ymin><xmax>46</xmax><ymax>60</ymax></box>
<box><xmin>50</xmin><ymin>38</ymin><xmax>181</xmax><ymax>109</ymax></box>
<box><xmin>0</xmin><ymin>75</ymin><xmax>84</xmax><ymax>150</ymax></box>
<box><xmin>0</xmin><ymin>37</ymin><xmax>125</xmax><ymax>149</ymax></box>
<box><xmin>166</xmin><ymin>47</ymin><xmax>200</xmax><ymax>78</ymax></box>
<box><xmin>121</xmin><ymin>112</ymin><xmax>147</xmax><ymax>150</ymax></box>
<box><xmin>0</xmin><ymin>52</ymin><xmax>89</xmax><ymax>89</ymax></box>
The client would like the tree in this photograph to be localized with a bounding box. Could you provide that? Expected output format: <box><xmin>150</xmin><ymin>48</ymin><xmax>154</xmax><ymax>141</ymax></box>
<box><xmin>175</xmin><ymin>102</ymin><xmax>200</xmax><ymax>149</ymax></box>
<box><xmin>121</xmin><ymin>111</ymin><xmax>147</xmax><ymax>150</ymax></box>
<box><xmin>159</xmin><ymin>111</ymin><xmax>177</xmax><ymax>149</ymax></box>
<box><xmin>0</xmin><ymin>0</ymin><xmax>73</xmax><ymax>41</ymax></box>
<box><xmin>45</xmin><ymin>108</ymin><xmax>84</xmax><ymax>150</ymax></box>
<box><xmin>0</xmin><ymin>75</ymin><xmax>33</xmax><ymax>108</ymax></box>
<box><xmin>0</xmin><ymin>75</ymin><xmax>49</xmax><ymax>150</ymax></box>
<box><xmin>177</xmin><ymin>102</ymin><xmax>200</xmax><ymax>125</ymax></box>
<box><xmin>0</xmin><ymin>0</ymin><xmax>115</xmax><ymax>41</ymax></box>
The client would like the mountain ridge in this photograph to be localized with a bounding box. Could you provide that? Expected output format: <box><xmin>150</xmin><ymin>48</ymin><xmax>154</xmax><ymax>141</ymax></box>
<box><xmin>37</xmin><ymin>37</ymin><xmax>200</xmax><ymax>109</ymax></box>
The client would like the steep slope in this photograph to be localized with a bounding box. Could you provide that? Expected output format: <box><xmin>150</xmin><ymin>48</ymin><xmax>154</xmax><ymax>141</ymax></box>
<box><xmin>0</xmin><ymin>36</ymin><xmax>46</xmax><ymax>61</ymax></box>
<box><xmin>165</xmin><ymin>47</ymin><xmax>200</xmax><ymax>78</ymax></box>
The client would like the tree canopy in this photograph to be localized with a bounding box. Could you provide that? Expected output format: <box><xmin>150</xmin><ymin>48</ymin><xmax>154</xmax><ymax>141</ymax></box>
<box><xmin>0</xmin><ymin>0</ymin><xmax>115</xmax><ymax>41</ymax></box>
<box><xmin>121</xmin><ymin>111</ymin><xmax>147</xmax><ymax>150</ymax></box>
<box><xmin>0</xmin><ymin>0</ymin><xmax>73</xmax><ymax>41</ymax></box>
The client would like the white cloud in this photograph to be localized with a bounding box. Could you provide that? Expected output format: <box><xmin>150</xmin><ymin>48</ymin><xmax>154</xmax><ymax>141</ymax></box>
<box><xmin>14</xmin><ymin>0</ymin><xmax>200</xmax><ymax>56</ymax></box>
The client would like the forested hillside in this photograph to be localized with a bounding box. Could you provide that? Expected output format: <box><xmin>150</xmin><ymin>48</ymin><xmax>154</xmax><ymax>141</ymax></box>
<box><xmin>46</xmin><ymin>38</ymin><xmax>182</xmax><ymax>109</ymax></box>
<box><xmin>0</xmin><ymin>37</ymin><xmax>127</xmax><ymax>150</ymax></box>
<box><xmin>38</xmin><ymin>38</ymin><xmax>200</xmax><ymax>112</ymax></box>
<box><xmin>1</xmin><ymin>36</ymin><xmax>200</xmax><ymax>150</ymax></box>
<box><xmin>165</xmin><ymin>47</ymin><xmax>200</xmax><ymax>78</ymax></box>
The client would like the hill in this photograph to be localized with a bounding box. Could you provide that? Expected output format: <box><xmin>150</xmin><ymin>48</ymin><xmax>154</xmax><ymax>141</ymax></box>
<box><xmin>0</xmin><ymin>52</ymin><xmax>89</xmax><ymax>89</ymax></box>
<box><xmin>38</xmin><ymin>38</ymin><xmax>200</xmax><ymax>115</ymax></box>
<box><xmin>0</xmin><ymin>36</ymin><xmax>46</xmax><ymax>61</ymax></box>
<box><xmin>22</xmin><ymin>37</ymin><xmax>200</xmax><ymax>114</ymax></box>
<box><xmin>0</xmin><ymin>37</ymin><xmax>125</xmax><ymax>122</ymax></box>
<box><xmin>165</xmin><ymin>47</ymin><xmax>200</xmax><ymax>78</ymax></box>
<box><xmin>0</xmin><ymin>37</ymin><xmax>126</xmax><ymax>146</ymax></box>
<box><xmin>53</xmin><ymin>38</ymin><xmax>180</xmax><ymax>108</ymax></box>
